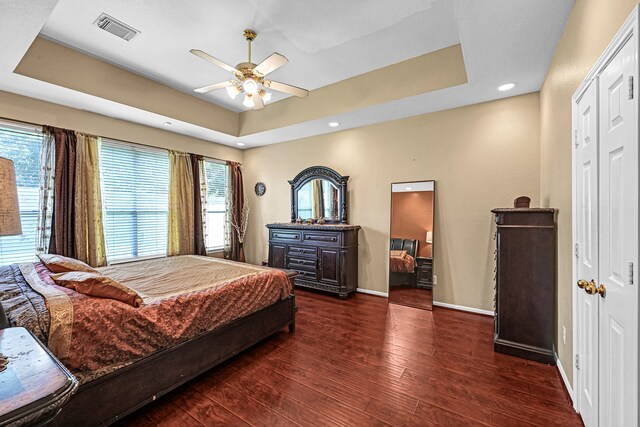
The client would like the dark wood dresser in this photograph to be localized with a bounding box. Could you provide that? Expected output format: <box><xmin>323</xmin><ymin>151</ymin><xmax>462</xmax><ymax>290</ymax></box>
<box><xmin>267</xmin><ymin>223</ymin><xmax>360</xmax><ymax>298</ymax></box>
<box><xmin>492</xmin><ymin>208</ymin><xmax>556</xmax><ymax>364</ymax></box>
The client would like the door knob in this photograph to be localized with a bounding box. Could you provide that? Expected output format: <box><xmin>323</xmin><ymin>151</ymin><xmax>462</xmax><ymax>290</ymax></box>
<box><xmin>596</xmin><ymin>284</ymin><xmax>606</xmax><ymax>298</ymax></box>
<box><xmin>584</xmin><ymin>280</ymin><xmax>598</xmax><ymax>295</ymax></box>
<box><xmin>577</xmin><ymin>279</ymin><xmax>589</xmax><ymax>289</ymax></box>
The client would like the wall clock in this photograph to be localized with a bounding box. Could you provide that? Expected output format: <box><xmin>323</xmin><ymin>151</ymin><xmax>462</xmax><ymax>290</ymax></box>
<box><xmin>255</xmin><ymin>182</ymin><xmax>266</xmax><ymax>196</ymax></box>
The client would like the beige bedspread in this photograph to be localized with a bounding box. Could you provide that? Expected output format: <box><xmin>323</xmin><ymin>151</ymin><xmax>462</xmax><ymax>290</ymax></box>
<box><xmin>98</xmin><ymin>256</ymin><xmax>274</xmax><ymax>303</ymax></box>
<box><xmin>21</xmin><ymin>256</ymin><xmax>292</xmax><ymax>384</ymax></box>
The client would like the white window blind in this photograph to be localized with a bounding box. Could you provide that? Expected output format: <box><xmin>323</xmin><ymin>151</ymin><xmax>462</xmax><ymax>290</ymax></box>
<box><xmin>203</xmin><ymin>160</ymin><xmax>227</xmax><ymax>251</ymax></box>
<box><xmin>0</xmin><ymin>121</ymin><xmax>43</xmax><ymax>265</ymax></box>
<box><xmin>101</xmin><ymin>139</ymin><xmax>169</xmax><ymax>263</ymax></box>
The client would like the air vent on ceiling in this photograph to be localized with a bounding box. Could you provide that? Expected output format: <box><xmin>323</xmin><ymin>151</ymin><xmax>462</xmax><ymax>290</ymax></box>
<box><xmin>93</xmin><ymin>13</ymin><xmax>140</xmax><ymax>41</ymax></box>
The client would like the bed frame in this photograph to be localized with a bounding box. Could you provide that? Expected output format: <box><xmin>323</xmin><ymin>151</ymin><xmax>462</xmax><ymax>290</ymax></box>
<box><xmin>389</xmin><ymin>238</ymin><xmax>419</xmax><ymax>287</ymax></box>
<box><xmin>0</xmin><ymin>274</ymin><xmax>296</xmax><ymax>426</ymax></box>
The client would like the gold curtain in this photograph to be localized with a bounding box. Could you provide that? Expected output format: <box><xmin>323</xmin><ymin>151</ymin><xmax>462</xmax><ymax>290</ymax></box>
<box><xmin>311</xmin><ymin>179</ymin><xmax>324</xmax><ymax>219</ymax></box>
<box><xmin>168</xmin><ymin>151</ymin><xmax>195</xmax><ymax>256</ymax></box>
<box><xmin>74</xmin><ymin>133</ymin><xmax>107</xmax><ymax>267</ymax></box>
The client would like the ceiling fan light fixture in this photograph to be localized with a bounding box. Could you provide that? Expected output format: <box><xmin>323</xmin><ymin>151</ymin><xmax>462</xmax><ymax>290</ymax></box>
<box><xmin>190</xmin><ymin>29</ymin><xmax>308</xmax><ymax>108</ymax></box>
<box><xmin>243</xmin><ymin>94</ymin><xmax>255</xmax><ymax>108</ymax></box>
<box><xmin>259</xmin><ymin>89</ymin><xmax>272</xmax><ymax>103</ymax></box>
<box><xmin>243</xmin><ymin>78</ymin><xmax>259</xmax><ymax>95</ymax></box>
<box><xmin>226</xmin><ymin>84</ymin><xmax>241</xmax><ymax>99</ymax></box>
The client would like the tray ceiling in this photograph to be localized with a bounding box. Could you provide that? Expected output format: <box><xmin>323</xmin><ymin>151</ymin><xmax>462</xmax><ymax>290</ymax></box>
<box><xmin>0</xmin><ymin>0</ymin><xmax>575</xmax><ymax>148</ymax></box>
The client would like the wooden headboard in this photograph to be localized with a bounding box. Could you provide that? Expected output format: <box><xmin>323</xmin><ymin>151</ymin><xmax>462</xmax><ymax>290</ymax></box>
<box><xmin>390</xmin><ymin>238</ymin><xmax>419</xmax><ymax>258</ymax></box>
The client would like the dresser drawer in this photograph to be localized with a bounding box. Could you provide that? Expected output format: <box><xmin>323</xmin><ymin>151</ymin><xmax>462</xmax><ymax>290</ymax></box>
<box><xmin>291</xmin><ymin>269</ymin><xmax>318</xmax><ymax>280</ymax></box>
<box><xmin>287</xmin><ymin>245</ymin><xmax>317</xmax><ymax>257</ymax></box>
<box><xmin>270</xmin><ymin>230</ymin><xmax>302</xmax><ymax>242</ymax></box>
<box><xmin>302</xmin><ymin>231</ymin><xmax>341</xmax><ymax>246</ymax></box>
<box><xmin>287</xmin><ymin>257</ymin><xmax>317</xmax><ymax>271</ymax></box>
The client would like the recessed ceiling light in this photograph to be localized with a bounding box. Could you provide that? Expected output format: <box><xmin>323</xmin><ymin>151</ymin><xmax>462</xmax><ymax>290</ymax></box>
<box><xmin>162</xmin><ymin>121</ymin><xmax>172</xmax><ymax>126</ymax></box>
<box><xmin>328</xmin><ymin>122</ymin><xmax>340</xmax><ymax>127</ymax></box>
<box><xmin>237</xmin><ymin>142</ymin><xmax>246</xmax><ymax>147</ymax></box>
<box><xmin>406</xmin><ymin>187</ymin><xmax>412</xmax><ymax>191</ymax></box>
<box><xmin>498</xmin><ymin>83</ymin><xmax>516</xmax><ymax>91</ymax></box>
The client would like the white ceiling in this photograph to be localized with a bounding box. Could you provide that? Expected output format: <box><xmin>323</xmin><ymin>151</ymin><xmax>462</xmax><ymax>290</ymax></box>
<box><xmin>0</xmin><ymin>0</ymin><xmax>575</xmax><ymax>149</ymax></box>
<box><xmin>39</xmin><ymin>0</ymin><xmax>460</xmax><ymax>111</ymax></box>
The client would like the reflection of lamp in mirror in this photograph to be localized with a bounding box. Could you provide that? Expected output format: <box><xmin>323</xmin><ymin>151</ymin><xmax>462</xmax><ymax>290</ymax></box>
<box><xmin>426</xmin><ymin>231</ymin><xmax>433</xmax><ymax>245</ymax></box>
<box><xmin>0</xmin><ymin>157</ymin><xmax>22</xmax><ymax>236</ymax></box>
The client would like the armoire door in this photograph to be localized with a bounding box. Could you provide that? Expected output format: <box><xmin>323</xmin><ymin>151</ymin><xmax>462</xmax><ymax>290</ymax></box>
<box><xmin>575</xmin><ymin>81</ymin><xmax>599</xmax><ymax>427</ymax></box>
<box><xmin>598</xmin><ymin>36</ymin><xmax>638</xmax><ymax>427</ymax></box>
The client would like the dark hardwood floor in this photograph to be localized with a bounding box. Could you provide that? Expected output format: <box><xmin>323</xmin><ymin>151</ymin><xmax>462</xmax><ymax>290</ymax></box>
<box><xmin>120</xmin><ymin>289</ymin><xmax>582</xmax><ymax>427</ymax></box>
<box><xmin>389</xmin><ymin>286</ymin><xmax>433</xmax><ymax>310</ymax></box>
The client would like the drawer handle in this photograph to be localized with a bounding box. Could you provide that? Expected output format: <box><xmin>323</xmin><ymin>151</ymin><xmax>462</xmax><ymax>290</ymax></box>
<box><xmin>294</xmin><ymin>270</ymin><xmax>314</xmax><ymax>277</ymax></box>
<box><xmin>290</xmin><ymin>259</ymin><xmax>314</xmax><ymax>266</ymax></box>
<box><xmin>274</xmin><ymin>233</ymin><xmax>299</xmax><ymax>240</ymax></box>
<box><xmin>304</xmin><ymin>235</ymin><xmax>337</xmax><ymax>242</ymax></box>
<box><xmin>291</xmin><ymin>247</ymin><xmax>314</xmax><ymax>254</ymax></box>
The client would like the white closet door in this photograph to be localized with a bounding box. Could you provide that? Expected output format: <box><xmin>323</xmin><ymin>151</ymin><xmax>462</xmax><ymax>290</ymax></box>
<box><xmin>575</xmin><ymin>81</ymin><xmax>599</xmax><ymax>427</ymax></box>
<box><xmin>598</xmin><ymin>36</ymin><xmax>639</xmax><ymax>427</ymax></box>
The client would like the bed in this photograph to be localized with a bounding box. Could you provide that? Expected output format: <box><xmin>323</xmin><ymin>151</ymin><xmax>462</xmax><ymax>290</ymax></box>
<box><xmin>0</xmin><ymin>255</ymin><xmax>296</xmax><ymax>426</ymax></box>
<box><xmin>389</xmin><ymin>238</ymin><xmax>418</xmax><ymax>286</ymax></box>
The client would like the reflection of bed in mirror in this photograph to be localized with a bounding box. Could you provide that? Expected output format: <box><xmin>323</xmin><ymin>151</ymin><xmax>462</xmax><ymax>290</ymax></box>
<box><xmin>389</xmin><ymin>238</ymin><xmax>418</xmax><ymax>286</ymax></box>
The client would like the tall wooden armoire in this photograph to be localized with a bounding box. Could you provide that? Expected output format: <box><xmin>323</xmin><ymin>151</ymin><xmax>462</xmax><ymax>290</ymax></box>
<box><xmin>491</xmin><ymin>208</ymin><xmax>556</xmax><ymax>364</ymax></box>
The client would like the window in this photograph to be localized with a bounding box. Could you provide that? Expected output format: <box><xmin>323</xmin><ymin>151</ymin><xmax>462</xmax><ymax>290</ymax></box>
<box><xmin>0</xmin><ymin>121</ymin><xmax>43</xmax><ymax>265</ymax></box>
<box><xmin>101</xmin><ymin>139</ymin><xmax>169</xmax><ymax>263</ymax></box>
<box><xmin>203</xmin><ymin>160</ymin><xmax>227</xmax><ymax>251</ymax></box>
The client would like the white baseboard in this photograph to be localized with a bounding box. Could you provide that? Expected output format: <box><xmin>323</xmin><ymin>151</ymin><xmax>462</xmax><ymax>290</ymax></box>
<box><xmin>556</xmin><ymin>353</ymin><xmax>577</xmax><ymax>411</ymax></box>
<box><xmin>432</xmin><ymin>301</ymin><xmax>494</xmax><ymax>316</ymax></box>
<box><xmin>356</xmin><ymin>288</ymin><xmax>388</xmax><ymax>298</ymax></box>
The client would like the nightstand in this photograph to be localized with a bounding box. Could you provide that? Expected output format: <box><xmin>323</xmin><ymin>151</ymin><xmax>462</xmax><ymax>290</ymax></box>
<box><xmin>415</xmin><ymin>257</ymin><xmax>433</xmax><ymax>290</ymax></box>
<box><xmin>0</xmin><ymin>327</ymin><xmax>77</xmax><ymax>426</ymax></box>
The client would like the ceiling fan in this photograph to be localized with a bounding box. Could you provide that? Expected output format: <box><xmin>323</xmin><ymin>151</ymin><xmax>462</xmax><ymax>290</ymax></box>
<box><xmin>190</xmin><ymin>29</ymin><xmax>309</xmax><ymax>110</ymax></box>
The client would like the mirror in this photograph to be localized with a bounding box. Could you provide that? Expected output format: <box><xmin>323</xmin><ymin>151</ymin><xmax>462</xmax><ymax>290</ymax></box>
<box><xmin>296</xmin><ymin>179</ymin><xmax>340</xmax><ymax>220</ymax></box>
<box><xmin>289</xmin><ymin>166</ymin><xmax>349</xmax><ymax>223</ymax></box>
<box><xmin>388</xmin><ymin>180</ymin><xmax>435</xmax><ymax>310</ymax></box>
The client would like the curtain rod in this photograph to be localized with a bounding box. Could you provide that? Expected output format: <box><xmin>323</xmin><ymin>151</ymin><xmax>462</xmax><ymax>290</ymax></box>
<box><xmin>0</xmin><ymin>115</ymin><xmax>241</xmax><ymax>166</ymax></box>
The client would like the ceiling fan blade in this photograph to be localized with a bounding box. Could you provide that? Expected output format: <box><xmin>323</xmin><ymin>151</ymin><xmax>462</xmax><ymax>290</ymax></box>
<box><xmin>264</xmin><ymin>80</ymin><xmax>309</xmax><ymax>98</ymax></box>
<box><xmin>190</xmin><ymin>49</ymin><xmax>238</xmax><ymax>74</ymax></box>
<box><xmin>253</xmin><ymin>53</ymin><xmax>289</xmax><ymax>77</ymax></box>
<box><xmin>193</xmin><ymin>81</ymin><xmax>235</xmax><ymax>94</ymax></box>
<box><xmin>253</xmin><ymin>94</ymin><xmax>265</xmax><ymax>110</ymax></box>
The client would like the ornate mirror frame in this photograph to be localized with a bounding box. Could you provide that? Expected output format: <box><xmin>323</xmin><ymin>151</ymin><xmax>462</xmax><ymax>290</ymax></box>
<box><xmin>288</xmin><ymin>166</ymin><xmax>349</xmax><ymax>224</ymax></box>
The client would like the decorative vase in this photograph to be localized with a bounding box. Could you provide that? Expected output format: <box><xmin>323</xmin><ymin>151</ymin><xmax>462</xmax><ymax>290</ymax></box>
<box><xmin>238</xmin><ymin>242</ymin><xmax>246</xmax><ymax>263</ymax></box>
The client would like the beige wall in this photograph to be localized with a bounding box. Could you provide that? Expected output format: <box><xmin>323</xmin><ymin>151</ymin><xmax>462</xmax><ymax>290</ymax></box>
<box><xmin>540</xmin><ymin>0</ymin><xmax>637</xmax><ymax>385</ymax></box>
<box><xmin>0</xmin><ymin>91</ymin><xmax>242</xmax><ymax>162</ymax></box>
<box><xmin>244</xmin><ymin>93</ymin><xmax>541</xmax><ymax>310</ymax></box>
